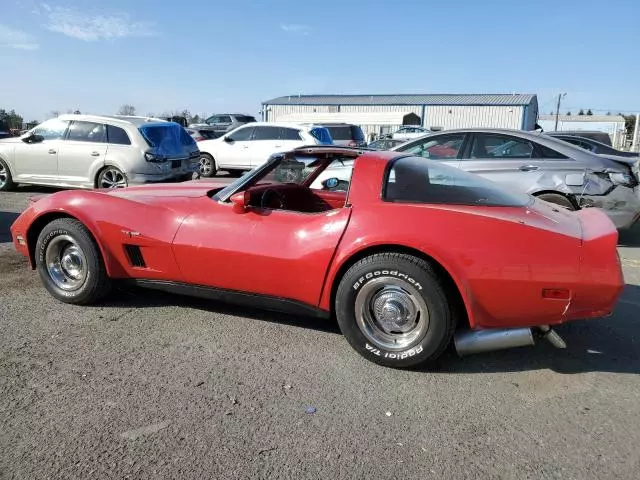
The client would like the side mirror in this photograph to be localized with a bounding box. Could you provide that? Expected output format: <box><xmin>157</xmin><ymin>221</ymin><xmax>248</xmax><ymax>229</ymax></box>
<box><xmin>322</xmin><ymin>177</ymin><xmax>340</xmax><ymax>190</ymax></box>
<box><xmin>23</xmin><ymin>134</ymin><xmax>44</xmax><ymax>144</ymax></box>
<box><xmin>230</xmin><ymin>191</ymin><xmax>249</xmax><ymax>212</ymax></box>
<box><xmin>223</xmin><ymin>136</ymin><xmax>234</xmax><ymax>143</ymax></box>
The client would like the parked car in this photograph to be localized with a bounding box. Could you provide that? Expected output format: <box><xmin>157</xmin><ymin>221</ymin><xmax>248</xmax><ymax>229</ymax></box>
<box><xmin>185</xmin><ymin>128</ymin><xmax>222</xmax><ymax>142</ymax></box>
<box><xmin>543</xmin><ymin>133</ymin><xmax>639</xmax><ymax>158</ymax></box>
<box><xmin>189</xmin><ymin>114</ymin><xmax>257</xmax><ymax>134</ymax></box>
<box><xmin>196</xmin><ymin>122</ymin><xmax>332</xmax><ymax>177</ymax></box>
<box><xmin>0</xmin><ymin>114</ymin><xmax>200</xmax><ymax>191</ymax></box>
<box><xmin>545</xmin><ymin>130</ymin><xmax>613</xmax><ymax>146</ymax></box>
<box><xmin>10</xmin><ymin>145</ymin><xmax>623</xmax><ymax>369</ymax></box>
<box><xmin>317</xmin><ymin>123</ymin><xmax>366</xmax><ymax>147</ymax></box>
<box><xmin>314</xmin><ymin>128</ymin><xmax>640</xmax><ymax>229</ymax></box>
<box><xmin>391</xmin><ymin>126</ymin><xmax>430</xmax><ymax>141</ymax></box>
<box><xmin>367</xmin><ymin>138</ymin><xmax>406</xmax><ymax>150</ymax></box>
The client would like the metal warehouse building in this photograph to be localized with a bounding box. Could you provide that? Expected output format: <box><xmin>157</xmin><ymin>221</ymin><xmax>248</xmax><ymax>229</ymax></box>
<box><xmin>261</xmin><ymin>93</ymin><xmax>539</xmax><ymax>138</ymax></box>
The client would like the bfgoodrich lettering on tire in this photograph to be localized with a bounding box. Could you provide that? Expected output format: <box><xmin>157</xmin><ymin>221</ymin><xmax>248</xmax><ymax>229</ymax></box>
<box><xmin>335</xmin><ymin>252</ymin><xmax>458</xmax><ymax>368</ymax></box>
<box><xmin>35</xmin><ymin>218</ymin><xmax>111</xmax><ymax>304</ymax></box>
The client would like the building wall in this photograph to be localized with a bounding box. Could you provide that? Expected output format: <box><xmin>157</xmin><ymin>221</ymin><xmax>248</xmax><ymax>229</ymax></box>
<box><xmin>424</xmin><ymin>105</ymin><xmax>524</xmax><ymax>130</ymax></box>
<box><xmin>264</xmin><ymin>103</ymin><xmax>529</xmax><ymax>136</ymax></box>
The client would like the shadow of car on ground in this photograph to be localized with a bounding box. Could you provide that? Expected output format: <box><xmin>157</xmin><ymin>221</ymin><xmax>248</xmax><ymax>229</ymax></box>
<box><xmin>0</xmin><ymin>211</ymin><xmax>19</xmax><ymax>243</ymax></box>
<box><xmin>87</xmin><ymin>281</ymin><xmax>640</xmax><ymax>376</ymax></box>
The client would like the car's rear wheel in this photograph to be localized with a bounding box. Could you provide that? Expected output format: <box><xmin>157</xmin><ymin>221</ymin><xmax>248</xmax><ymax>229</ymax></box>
<box><xmin>335</xmin><ymin>253</ymin><xmax>457</xmax><ymax>368</ymax></box>
<box><xmin>536</xmin><ymin>193</ymin><xmax>576</xmax><ymax>210</ymax></box>
<box><xmin>199</xmin><ymin>153</ymin><xmax>217</xmax><ymax>177</ymax></box>
<box><xmin>35</xmin><ymin>218</ymin><xmax>111</xmax><ymax>304</ymax></box>
<box><xmin>0</xmin><ymin>158</ymin><xmax>15</xmax><ymax>191</ymax></box>
<box><xmin>97</xmin><ymin>167</ymin><xmax>128</xmax><ymax>189</ymax></box>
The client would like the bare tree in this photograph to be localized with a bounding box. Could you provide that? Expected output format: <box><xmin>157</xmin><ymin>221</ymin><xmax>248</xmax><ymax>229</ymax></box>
<box><xmin>118</xmin><ymin>104</ymin><xmax>136</xmax><ymax>116</ymax></box>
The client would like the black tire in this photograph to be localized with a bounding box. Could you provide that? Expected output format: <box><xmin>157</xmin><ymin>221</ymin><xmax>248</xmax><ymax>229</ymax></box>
<box><xmin>0</xmin><ymin>157</ymin><xmax>15</xmax><ymax>191</ymax></box>
<box><xmin>536</xmin><ymin>193</ymin><xmax>576</xmax><ymax>210</ymax></box>
<box><xmin>35</xmin><ymin>218</ymin><xmax>111</xmax><ymax>304</ymax></box>
<box><xmin>335</xmin><ymin>253</ymin><xmax>457</xmax><ymax>368</ymax></box>
<box><xmin>199</xmin><ymin>153</ymin><xmax>217</xmax><ymax>177</ymax></box>
<box><xmin>97</xmin><ymin>166</ymin><xmax>128</xmax><ymax>189</ymax></box>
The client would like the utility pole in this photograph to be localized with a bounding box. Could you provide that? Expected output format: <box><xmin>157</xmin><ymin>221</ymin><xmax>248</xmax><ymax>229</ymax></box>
<box><xmin>554</xmin><ymin>93</ymin><xmax>566</xmax><ymax>131</ymax></box>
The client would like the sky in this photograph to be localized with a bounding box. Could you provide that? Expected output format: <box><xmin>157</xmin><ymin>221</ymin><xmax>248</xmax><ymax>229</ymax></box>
<box><xmin>1</xmin><ymin>0</ymin><xmax>640</xmax><ymax>122</ymax></box>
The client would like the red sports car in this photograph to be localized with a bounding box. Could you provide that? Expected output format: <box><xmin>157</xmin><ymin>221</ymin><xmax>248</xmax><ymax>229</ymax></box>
<box><xmin>10</xmin><ymin>146</ymin><xmax>624</xmax><ymax>368</ymax></box>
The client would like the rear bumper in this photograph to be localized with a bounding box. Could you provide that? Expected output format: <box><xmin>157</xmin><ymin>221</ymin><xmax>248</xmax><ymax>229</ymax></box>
<box><xmin>129</xmin><ymin>159</ymin><xmax>199</xmax><ymax>185</ymax></box>
<box><xmin>579</xmin><ymin>185</ymin><xmax>640</xmax><ymax>229</ymax></box>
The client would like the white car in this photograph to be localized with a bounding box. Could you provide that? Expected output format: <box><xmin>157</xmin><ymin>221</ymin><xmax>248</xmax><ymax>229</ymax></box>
<box><xmin>0</xmin><ymin>114</ymin><xmax>200</xmax><ymax>191</ymax></box>
<box><xmin>391</xmin><ymin>126</ymin><xmax>430</xmax><ymax>141</ymax></box>
<box><xmin>196</xmin><ymin>122</ymin><xmax>333</xmax><ymax>176</ymax></box>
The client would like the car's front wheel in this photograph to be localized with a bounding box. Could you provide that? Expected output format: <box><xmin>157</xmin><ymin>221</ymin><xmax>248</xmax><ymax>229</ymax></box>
<box><xmin>0</xmin><ymin>158</ymin><xmax>15</xmax><ymax>191</ymax></box>
<box><xmin>199</xmin><ymin>153</ymin><xmax>217</xmax><ymax>177</ymax></box>
<box><xmin>335</xmin><ymin>253</ymin><xmax>457</xmax><ymax>368</ymax></box>
<box><xmin>97</xmin><ymin>167</ymin><xmax>128</xmax><ymax>189</ymax></box>
<box><xmin>35</xmin><ymin>218</ymin><xmax>111</xmax><ymax>304</ymax></box>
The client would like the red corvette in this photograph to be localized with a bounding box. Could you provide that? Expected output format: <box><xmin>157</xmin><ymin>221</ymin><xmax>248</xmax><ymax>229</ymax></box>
<box><xmin>10</xmin><ymin>146</ymin><xmax>624</xmax><ymax>368</ymax></box>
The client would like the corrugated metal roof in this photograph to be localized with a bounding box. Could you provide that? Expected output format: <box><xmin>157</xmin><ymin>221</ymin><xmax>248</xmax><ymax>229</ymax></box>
<box><xmin>263</xmin><ymin>93</ymin><xmax>537</xmax><ymax>106</ymax></box>
<box><xmin>538</xmin><ymin>114</ymin><xmax>626</xmax><ymax>122</ymax></box>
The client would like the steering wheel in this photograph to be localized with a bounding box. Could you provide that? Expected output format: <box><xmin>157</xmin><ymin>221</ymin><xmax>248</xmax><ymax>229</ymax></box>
<box><xmin>260</xmin><ymin>189</ymin><xmax>285</xmax><ymax>209</ymax></box>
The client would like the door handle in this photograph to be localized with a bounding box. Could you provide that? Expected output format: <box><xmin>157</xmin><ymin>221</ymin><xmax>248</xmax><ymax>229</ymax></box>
<box><xmin>90</xmin><ymin>151</ymin><xmax>100</xmax><ymax>156</ymax></box>
<box><xmin>519</xmin><ymin>164</ymin><xmax>539</xmax><ymax>171</ymax></box>
<box><xmin>274</xmin><ymin>144</ymin><xmax>283</xmax><ymax>148</ymax></box>
<box><xmin>48</xmin><ymin>149</ymin><xmax>57</xmax><ymax>154</ymax></box>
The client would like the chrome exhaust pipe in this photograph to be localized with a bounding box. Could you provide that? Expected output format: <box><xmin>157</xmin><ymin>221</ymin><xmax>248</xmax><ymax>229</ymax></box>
<box><xmin>454</xmin><ymin>327</ymin><xmax>535</xmax><ymax>357</ymax></box>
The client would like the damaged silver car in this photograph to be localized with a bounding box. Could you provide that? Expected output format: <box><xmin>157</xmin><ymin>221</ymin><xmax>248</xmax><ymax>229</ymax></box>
<box><xmin>391</xmin><ymin>128</ymin><xmax>640</xmax><ymax>229</ymax></box>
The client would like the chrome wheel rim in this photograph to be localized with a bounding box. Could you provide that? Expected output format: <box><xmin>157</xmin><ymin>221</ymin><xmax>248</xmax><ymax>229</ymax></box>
<box><xmin>100</xmin><ymin>168</ymin><xmax>127</xmax><ymax>188</ymax></box>
<box><xmin>200</xmin><ymin>156</ymin><xmax>213</xmax><ymax>175</ymax></box>
<box><xmin>45</xmin><ymin>235</ymin><xmax>88</xmax><ymax>291</ymax></box>
<box><xmin>354</xmin><ymin>277</ymin><xmax>429</xmax><ymax>351</ymax></box>
<box><xmin>0</xmin><ymin>163</ymin><xmax>7</xmax><ymax>188</ymax></box>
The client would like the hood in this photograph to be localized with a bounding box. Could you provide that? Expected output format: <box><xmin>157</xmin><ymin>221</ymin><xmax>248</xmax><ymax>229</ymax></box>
<box><xmin>0</xmin><ymin>137</ymin><xmax>22</xmax><ymax>144</ymax></box>
<box><xmin>105</xmin><ymin>180</ymin><xmax>228</xmax><ymax>200</ymax></box>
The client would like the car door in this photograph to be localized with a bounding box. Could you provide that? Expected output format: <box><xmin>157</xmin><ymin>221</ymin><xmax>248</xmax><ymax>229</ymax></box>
<box><xmin>171</xmin><ymin>202</ymin><xmax>352</xmax><ymax>307</ymax></box>
<box><xmin>12</xmin><ymin>118</ymin><xmax>70</xmax><ymax>183</ymax></box>
<box><xmin>248</xmin><ymin>126</ymin><xmax>281</xmax><ymax>168</ymax></box>
<box><xmin>458</xmin><ymin>133</ymin><xmax>583</xmax><ymax>194</ymax></box>
<box><xmin>56</xmin><ymin>120</ymin><xmax>108</xmax><ymax>187</ymax></box>
<box><xmin>216</xmin><ymin>126</ymin><xmax>255</xmax><ymax>169</ymax></box>
<box><xmin>398</xmin><ymin>132</ymin><xmax>467</xmax><ymax>169</ymax></box>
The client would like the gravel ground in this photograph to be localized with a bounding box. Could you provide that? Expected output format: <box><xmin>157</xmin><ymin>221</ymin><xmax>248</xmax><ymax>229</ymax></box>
<box><xmin>1</xmin><ymin>184</ymin><xmax>640</xmax><ymax>479</ymax></box>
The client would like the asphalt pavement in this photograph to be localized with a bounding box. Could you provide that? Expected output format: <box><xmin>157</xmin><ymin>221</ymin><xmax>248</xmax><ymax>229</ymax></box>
<box><xmin>1</xmin><ymin>183</ymin><xmax>640</xmax><ymax>479</ymax></box>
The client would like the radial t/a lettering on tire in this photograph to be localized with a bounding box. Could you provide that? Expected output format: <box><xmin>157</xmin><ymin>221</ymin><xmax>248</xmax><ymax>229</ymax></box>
<box><xmin>35</xmin><ymin>218</ymin><xmax>111</xmax><ymax>305</ymax></box>
<box><xmin>335</xmin><ymin>252</ymin><xmax>457</xmax><ymax>368</ymax></box>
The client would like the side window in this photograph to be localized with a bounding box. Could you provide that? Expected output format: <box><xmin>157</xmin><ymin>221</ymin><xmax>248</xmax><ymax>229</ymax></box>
<box><xmin>402</xmin><ymin>134</ymin><xmax>466</xmax><ymax>160</ymax></box>
<box><xmin>279</xmin><ymin>127</ymin><xmax>302</xmax><ymax>140</ymax></box>
<box><xmin>537</xmin><ymin>144</ymin><xmax>569</xmax><ymax>159</ymax></box>
<box><xmin>252</xmin><ymin>126</ymin><xmax>279</xmax><ymax>140</ymax></box>
<box><xmin>106</xmin><ymin>125</ymin><xmax>131</xmax><ymax>145</ymax></box>
<box><xmin>66</xmin><ymin>121</ymin><xmax>106</xmax><ymax>143</ymax></box>
<box><xmin>469</xmin><ymin>134</ymin><xmax>533</xmax><ymax>159</ymax></box>
<box><xmin>219</xmin><ymin>115</ymin><xmax>232</xmax><ymax>124</ymax></box>
<box><xmin>384</xmin><ymin>156</ymin><xmax>530</xmax><ymax>206</ymax></box>
<box><xmin>32</xmin><ymin>119</ymin><xmax>70</xmax><ymax>140</ymax></box>
<box><xmin>227</xmin><ymin>126</ymin><xmax>253</xmax><ymax>141</ymax></box>
<box><xmin>206</xmin><ymin>115</ymin><xmax>219</xmax><ymax>124</ymax></box>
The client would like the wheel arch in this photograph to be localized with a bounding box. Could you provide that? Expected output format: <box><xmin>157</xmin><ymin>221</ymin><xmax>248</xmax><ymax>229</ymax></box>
<box><xmin>325</xmin><ymin>243</ymin><xmax>472</xmax><ymax>329</ymax></box>
<box><xmin>531</xmin><ymin>190</ymin><xmax>580</xmax><ymax>209</ymax></box>
<box><xmin>25</xmin><ymin>211</ymin><xmax>112</xmax><ymax>274</ymax></box>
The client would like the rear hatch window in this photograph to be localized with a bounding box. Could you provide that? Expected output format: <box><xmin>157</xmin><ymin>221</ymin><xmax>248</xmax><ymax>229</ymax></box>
<box><xmin>236</xmin><ymin>115</ymin><xmax>257</xmax><ymax>123</ymax></box>
<box><xmin>325</xmin><ymin>126</ymin><xmax>353</xmax><ymax>141</ymax></box>
<box><xmin>138</xmin><ymin>123</ymin><xmax>196</xmax><ymax>157</ymax></box>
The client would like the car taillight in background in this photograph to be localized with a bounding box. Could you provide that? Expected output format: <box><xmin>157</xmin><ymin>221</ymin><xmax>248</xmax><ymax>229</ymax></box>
<box><xmin>144</xmin><ymin>152</ymin><xmax>165</xmax><ymax>163</ymax></box>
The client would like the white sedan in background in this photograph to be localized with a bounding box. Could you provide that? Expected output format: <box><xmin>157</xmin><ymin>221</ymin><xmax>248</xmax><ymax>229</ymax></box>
<box><xmin>391</xmin><ymin>126</ymin><xmax>430</xmax><ymax>141</ymax></box>
<box><xmin>196</xmin><ymin>122</ymin><xmax>333</xmax><ymax>176</ymax></box>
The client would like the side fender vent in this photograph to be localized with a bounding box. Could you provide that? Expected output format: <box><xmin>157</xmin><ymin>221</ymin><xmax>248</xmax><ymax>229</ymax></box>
<box><xmin>124</xmin><ymin>244</ymin><xmax>146</xmax><ymax>268</ymax></box>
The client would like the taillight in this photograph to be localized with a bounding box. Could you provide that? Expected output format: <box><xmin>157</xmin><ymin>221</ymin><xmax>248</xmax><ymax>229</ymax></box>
<box><xmin>144</xmin><ymin>152</ymin><xmax>165</xmax><ymax>163</ymax></box>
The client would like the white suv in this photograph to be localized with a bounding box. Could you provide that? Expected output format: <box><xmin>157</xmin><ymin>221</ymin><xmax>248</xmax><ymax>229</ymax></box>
<box><xmin>196</xmin><ymin>122</ymin><xmax>333</xmax><ymax>176</ymax></box>
<box><xmin>0</xmin><ymin>114</ymin><xmax>200</xmax><ymax>191</ymax></box>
